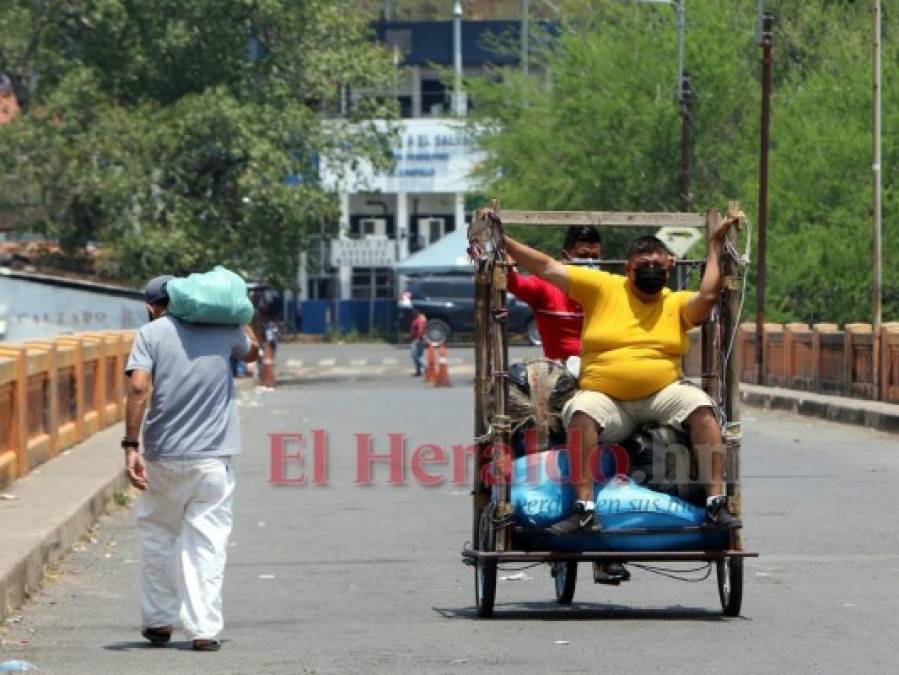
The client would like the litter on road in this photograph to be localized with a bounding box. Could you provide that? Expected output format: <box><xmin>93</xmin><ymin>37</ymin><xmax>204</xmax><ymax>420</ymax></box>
<box><xmin>499</xmin><ymin>572</ymin><xmax>531</xmax><ymax>581</ymax></box>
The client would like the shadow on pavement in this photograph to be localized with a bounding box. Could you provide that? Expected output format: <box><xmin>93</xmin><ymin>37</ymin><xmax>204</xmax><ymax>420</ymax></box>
<box><xmin>433</xmin><ymin>603</ymin><xmax>738</xmax><ymax>622</ymax></box>
<box><xmin>103</xmin><ymin>640</ymin><xmax>199</xmax><ymax>651</ymax></box>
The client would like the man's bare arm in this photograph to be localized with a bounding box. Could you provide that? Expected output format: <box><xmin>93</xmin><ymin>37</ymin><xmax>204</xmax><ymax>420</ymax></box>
<box><xmin>123</xmin><ymin>369</ymin><xmax>151</xmax><ymax>490</ymax></box>
<box><xmin>125</xmin><ymin>369</ymin><xmax>151</xmax><ymax>439</ymax></box>
<box><xmin>240</xmin><ymin>324</ymin><xmax>261</xmax><ymax>363</ymax></box>
<box><xmin>503</xmin><ymin>235</ymin><xmax>569</xmax><ymax>293</ymax></box>
<box><xmin>683</xmin><ymin>213</ymin><xmax>740</xmax><ymax>326</ymax></box>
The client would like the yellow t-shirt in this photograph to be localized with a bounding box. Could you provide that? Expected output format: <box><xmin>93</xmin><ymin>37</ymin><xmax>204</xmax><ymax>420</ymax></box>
<box><xmin>566</xmin><ymin>265</ymin><xmax>697</xmax><ymax>401</ymax></box>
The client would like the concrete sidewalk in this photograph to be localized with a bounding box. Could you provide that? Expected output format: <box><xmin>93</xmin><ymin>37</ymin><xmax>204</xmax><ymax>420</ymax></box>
<box><xmin>0</xmin><ymin>423</ymin><xmax>128</xmax><ymax>622</ymax></box>
<box><xmin>741</xmin><ymin>382</ymin><xmax>899</xmax><ymax>432</ymax></box>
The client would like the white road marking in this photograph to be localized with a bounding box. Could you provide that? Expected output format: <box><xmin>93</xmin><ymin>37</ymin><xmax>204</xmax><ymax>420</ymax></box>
<box><xmin>382</xmin><ymin>357</ymin><xmax>399</xmax><ymax>365</ymax></box>
<box><xmin>321</xmin><ymin>367</ymin><xmax>357</xmax><ymax>376</ymax></box>
<box><xmin>286</xmin><ymin>358</ymin><xmax>303</xmax><ymax>368</ymax></box>
<box><xmin>318</xmin><ymin>358</ymin><xmax>336</xmax><ymax>367</ymax></box>
<box><xmin>350</xmin><ymin>358</ymin><xmax>367</xmax><ymax>366</ymax></box>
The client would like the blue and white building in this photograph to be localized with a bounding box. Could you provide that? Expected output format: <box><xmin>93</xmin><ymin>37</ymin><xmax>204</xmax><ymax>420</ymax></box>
<box><xmin>299</xmin><ymin>19</ymin><xmax>536</xmax><ymax>332</ymax></box>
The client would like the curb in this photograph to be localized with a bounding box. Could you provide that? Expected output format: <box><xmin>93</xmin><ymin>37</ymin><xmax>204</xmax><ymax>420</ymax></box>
<box><xmin>0</xmin><ymin>431</ymin><xmax>129</xmax><ymax>623</ymax></box>
<box><xmin>740</xmin><ymin>390</ymin><xmax>899</xmax><ymax>433</ymax></box>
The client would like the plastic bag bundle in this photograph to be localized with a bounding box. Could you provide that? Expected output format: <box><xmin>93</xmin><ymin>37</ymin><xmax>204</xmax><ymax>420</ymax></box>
<box><xmin>166</xmin><ymin>266</ymin><xmax>255</xmax><ymax>326</ymax></box>
<box><xmin>505</xmin><ymin>359</ymin><xmax>577</xmax><ymax>443</ymax></box>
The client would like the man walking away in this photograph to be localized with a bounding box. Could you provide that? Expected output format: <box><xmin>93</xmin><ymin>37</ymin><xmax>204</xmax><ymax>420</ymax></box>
<box><xmin>123</xmin><ymin>275</ymin><xmax>259</xmax><ymax>651</ymax></box>
<box><xmin>409</xmin><ymin>308</ymin><xmax>427</xmax><ymax>376</ymax></box>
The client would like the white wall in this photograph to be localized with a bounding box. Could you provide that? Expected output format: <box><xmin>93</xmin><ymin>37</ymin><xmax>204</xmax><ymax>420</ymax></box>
<box><xmin>0</xmin><ymin>273</ymin><xmax>146</xmax><ymax>342</ymax></box>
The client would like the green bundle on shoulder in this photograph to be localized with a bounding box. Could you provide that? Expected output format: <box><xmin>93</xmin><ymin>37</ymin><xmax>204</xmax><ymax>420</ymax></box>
<box><xmin>167</xmin><ymin>266</ymin><xmax>255</xmax><ymax>325</ymax></box>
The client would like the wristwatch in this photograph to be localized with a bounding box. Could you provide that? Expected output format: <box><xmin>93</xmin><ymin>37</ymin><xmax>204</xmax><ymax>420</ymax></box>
<box><xmin>121</xmin><ymin>437</ymin><xmax>140</xmax><ymax>450</ymax></box>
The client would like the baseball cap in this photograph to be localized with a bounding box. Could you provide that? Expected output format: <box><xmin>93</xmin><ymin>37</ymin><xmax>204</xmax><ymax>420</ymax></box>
<box><xmin>144</xmin><ymin>275</ymin><xmax>174</xmax><ymax>304</ymax></box>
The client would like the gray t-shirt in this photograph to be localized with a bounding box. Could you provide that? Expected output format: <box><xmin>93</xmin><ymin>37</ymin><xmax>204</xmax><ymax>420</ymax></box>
<box><xmin>125</xmin><ymin>315</ymin><xmax>252</xmax><ymax>461</ymax></box>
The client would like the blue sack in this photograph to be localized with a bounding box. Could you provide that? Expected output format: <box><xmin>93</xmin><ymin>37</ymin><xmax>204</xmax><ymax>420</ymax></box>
<box><xmin>509</xmin><ymin>449</ymin><xmax>728</xmax><ymax>552</ymax></box>
<box><xmin>509</xmin><ymin>448</ymin><xmax>574</xmax><ymax>528</ymax></box>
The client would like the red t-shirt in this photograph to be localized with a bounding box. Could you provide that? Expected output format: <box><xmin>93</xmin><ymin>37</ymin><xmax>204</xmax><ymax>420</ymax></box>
<box><xmin>508</xmin><ymin>269</ymin><xmax>583</xmax><ymax>360</ymax></box>
<box><xmin>410</xmin><ymin>314</ymin><xmax>426</xmax><ymax>341</ymax></box>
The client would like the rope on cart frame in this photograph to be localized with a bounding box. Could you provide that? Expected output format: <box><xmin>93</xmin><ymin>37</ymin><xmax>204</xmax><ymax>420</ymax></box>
<box><xmin>717</xmin><ymin>214</ymin><xmax>753</xmax><ymax>428</ymax></box>
<box><xmin>485</xmin><ymin>499</ymin><xmax>514</xmax><ymax>528</ymax></box>
<box><xmin>629</xmin><ymin>562</ymin><xmax>713</xmax><ymax>583</ymax></box>
<box><xmin>496</xmin><ymin>562</ymin><xmax>547</xmax><ymax>572</ymax></box>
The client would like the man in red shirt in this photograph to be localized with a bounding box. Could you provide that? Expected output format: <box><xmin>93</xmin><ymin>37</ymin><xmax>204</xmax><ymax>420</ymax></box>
<box><xmin>508</xmin><ymin>226</ymin><xmax>601</xmax><ymax>361</ymax></box>
<box><xmin>409</xmin><ymin>308</ymin><xmax>427</xmax><ymax>376</ymax></box>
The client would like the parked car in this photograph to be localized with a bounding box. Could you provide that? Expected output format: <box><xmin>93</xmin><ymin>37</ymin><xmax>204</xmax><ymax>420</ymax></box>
<box><xmin>398</xmin><ymin>275</ymin><xmax>540</xmax><ymax>345</ymax></box>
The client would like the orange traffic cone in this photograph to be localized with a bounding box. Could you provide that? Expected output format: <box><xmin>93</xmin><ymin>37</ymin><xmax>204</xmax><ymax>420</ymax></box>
<box><xmin>434</xmin><ymin>343</ymin><xmax>451</xmax><ymax>387</ymax></box>
<box><xmin>424</xmin><ymin>341</ymin><xmax>437</xmax><ymax>383</ymax></box>
<box><xmin>260</xmin><ymin>341</ymin><xmax>277</xmax><ymax>388</ymax></box>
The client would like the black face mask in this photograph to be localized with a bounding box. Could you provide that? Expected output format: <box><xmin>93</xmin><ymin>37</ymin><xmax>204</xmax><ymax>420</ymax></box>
<box><xmin>634</xmin><ymin>264</ymin><xmax>668</xmax><ymax>294</ymax></box>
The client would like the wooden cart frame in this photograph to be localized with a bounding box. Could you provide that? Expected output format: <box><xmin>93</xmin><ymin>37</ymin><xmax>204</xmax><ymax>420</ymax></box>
<box><xmin>462</xmin><ymin>206</ymin><xmax>758</xmax><ymax>618</ymax></box>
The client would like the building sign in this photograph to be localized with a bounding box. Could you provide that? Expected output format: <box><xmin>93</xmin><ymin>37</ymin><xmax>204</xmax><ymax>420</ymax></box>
<box><xmin>320</xmin><ymin>118</ymin><xmax>485</xmax><ymax>194</ymax></box>
<box><xmin>329</xmin><ymin>239</ymin><xmax>397</xmax><ymax>268</ymax></box>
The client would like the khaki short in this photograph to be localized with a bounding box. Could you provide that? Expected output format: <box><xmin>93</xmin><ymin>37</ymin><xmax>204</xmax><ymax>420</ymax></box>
<box><xmin>562</xmin><ymin>380</ymin><xmax>715</xmax><ymax>443</ymax></box>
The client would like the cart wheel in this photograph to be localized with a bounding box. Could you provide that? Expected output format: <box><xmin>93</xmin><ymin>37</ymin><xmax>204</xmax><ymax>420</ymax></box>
<box><xmin>551</xmin><ymin>562</ymin><xmax>577</xmax><ymax>604</ymax></box>
<box><xmin>475</xmin><ymin>512</ymin><xmax>497</xmax><ymax>618</ymax></box>
<box><xmin>716</xmin><ymin>556</ymin><xmax>743</xmax><ymax>617</ymax></box>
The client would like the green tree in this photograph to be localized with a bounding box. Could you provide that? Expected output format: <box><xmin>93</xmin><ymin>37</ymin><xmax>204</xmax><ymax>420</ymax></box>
<box><xmin>465</xmin><ymin>0</ymin><xmax>898</xmax><ymax>323</ymax></box>
<box><xmin>466</xmin><ymin>0</ymin><xmax>757</xmax><ymax>255</ymax></box>
<box><xmin>0</xmin><ymin>0</ymin><xmax>398</xmax><ymax>284</ymax></box>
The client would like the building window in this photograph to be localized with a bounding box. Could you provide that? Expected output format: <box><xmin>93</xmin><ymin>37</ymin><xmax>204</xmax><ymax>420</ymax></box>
<box><xmin>398</xmin><ymin>96</ymin><xmax>413</xmax><ymax>118</ymax></box>
<box><xmin>421</xmin><ymin>78</ymin><xmax>449</xmax><ymax>116</ymax></box>
<box><xmin>351</xmin><ymin>267</ymin><xmax>395</xmax><ymax>300</ymax></box>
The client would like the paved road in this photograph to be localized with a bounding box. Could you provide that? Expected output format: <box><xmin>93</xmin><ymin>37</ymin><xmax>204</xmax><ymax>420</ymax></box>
<box><xmin>2</xmin><ymin>343</ymin><xmax>898</xmax><ymax>674</ymax></box>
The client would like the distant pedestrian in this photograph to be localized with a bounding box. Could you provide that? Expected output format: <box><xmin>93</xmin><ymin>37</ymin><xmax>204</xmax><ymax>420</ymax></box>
<box><xmin>409</xmin><ymin>308</ymin><xmax>427</xmax><ymax>376</ymax></box>
<box><xmin>263</xmin><ymin>318</ymin><xmax>280</xmax><ymax>355</ymax></box>
<box><xmin>123</xmin><ymin>275</ymin><xmax>259</xmax><ymax>651</ymax></box>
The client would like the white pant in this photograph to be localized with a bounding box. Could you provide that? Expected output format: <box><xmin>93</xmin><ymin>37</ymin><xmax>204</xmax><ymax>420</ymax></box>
<box><xmin>136</xmin><ymin>457</ymin><xmax>235</xmax><ymax>640</ymax></box>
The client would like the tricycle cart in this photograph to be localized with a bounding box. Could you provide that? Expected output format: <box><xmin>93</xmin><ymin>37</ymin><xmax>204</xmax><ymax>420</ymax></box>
<box><xmin>463</xmin><ymin>204</ymin><xmax>758</xmax><ymax>618</ymax></box>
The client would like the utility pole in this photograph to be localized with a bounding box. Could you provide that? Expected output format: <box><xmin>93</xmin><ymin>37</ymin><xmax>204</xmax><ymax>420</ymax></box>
<box><xmin>521</xmin><ymin>0</ymin><xmax>530</xmax><ymax>77</ymax></box>
<box><xmin>673</xmin><ymin>0</ymin><xmax>688</xmax><ymax>210</ymax></box>
<box><xmin>873</xmin><ymin>0</ymin><xmax>883</xmax><ymax>398</ymax></box>
<box><xmin>756</xmin><ymin>11</ymin><xmax>774</xmax><ymax>385</ymax></box>
<box><xmin>675</xmin><ymin>0</ymin><xmax>685</xmax><ymax>100</ymax></box>
<box><xmin>679</xmin><ymin>74</ymin><xmax>692</xmax><ymax>211</ymax></box>
<box><xmin>453</xmin><ymin>0</ymin><xmax>464</xmax><ymax>116</ymax></box>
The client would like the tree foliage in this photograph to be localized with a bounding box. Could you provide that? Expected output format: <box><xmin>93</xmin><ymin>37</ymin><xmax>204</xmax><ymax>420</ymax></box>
<box><xmin>0</xmin><ymin>0</ymin><xmax>398</xmax><ymax>284</ymax></box>
<box><xmin>467</xmin><ymin>0</ymin><xmax>898</xmax><ymax>324</ymax></box>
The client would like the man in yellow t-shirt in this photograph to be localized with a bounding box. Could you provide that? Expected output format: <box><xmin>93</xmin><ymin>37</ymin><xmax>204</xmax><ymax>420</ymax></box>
<box><xmin>500</xmin><ymin>214</ymin><xmax>742</xmax><ymax>536</ymax></box>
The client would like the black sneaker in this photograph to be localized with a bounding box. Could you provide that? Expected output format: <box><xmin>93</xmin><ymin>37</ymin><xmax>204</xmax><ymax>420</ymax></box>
<box><xmin>548</xmin><ymin>502</ymin><xmax>601</xmax><ymax>536</ymax></box>
<box><xmin>593</xmin><ymin>561</ymin><xmax>631</xmax><ymax>584</ymax></box>
<box><xmin>705</xmin><ymin>496</ymin><xmax>742</xmax><ymax>530</ymax></box>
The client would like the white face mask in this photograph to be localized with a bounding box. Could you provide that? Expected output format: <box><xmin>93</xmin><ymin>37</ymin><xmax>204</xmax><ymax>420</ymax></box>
<box><xmin>566</xmin><ymin>257</ymin><xmax>601</xmax><ymax>270</ymax></box>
